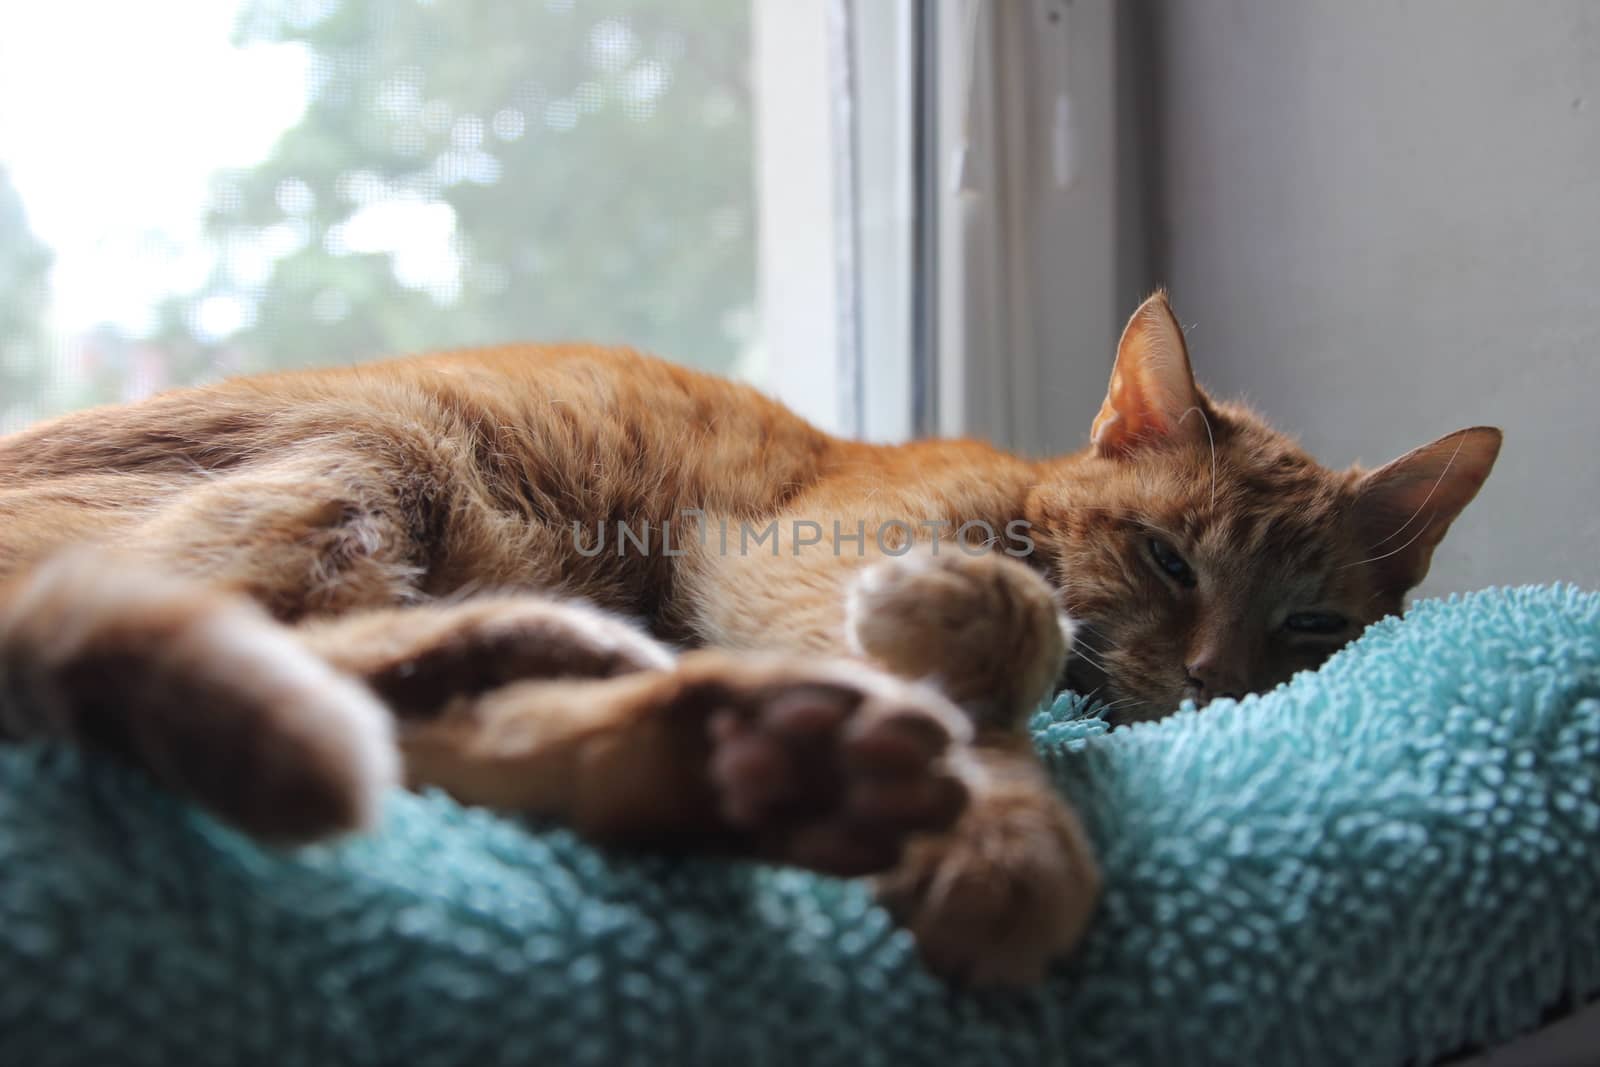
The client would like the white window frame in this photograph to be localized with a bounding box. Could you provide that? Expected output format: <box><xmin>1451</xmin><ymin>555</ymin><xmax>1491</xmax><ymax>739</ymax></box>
<box><xmin>751</xmin><ymin>1</ymin><xmax>853</xmax><ymax>437</ymax></box>
<box><xmin>752</xmin><ymin>0</ymin><xmax>918</xmax><ymax>442</ymax></box>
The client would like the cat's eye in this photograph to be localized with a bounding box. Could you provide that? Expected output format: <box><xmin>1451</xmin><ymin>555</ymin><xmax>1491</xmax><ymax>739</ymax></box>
<box><xmin>1284</xmin><ymin>611</ymin><xmax>1347</xmax><ymax>635</ymax></box>
<box><xmin>1146</xmin><ymin>538</ymin><xmax>1196</xmax><ymax>588</ymax></box>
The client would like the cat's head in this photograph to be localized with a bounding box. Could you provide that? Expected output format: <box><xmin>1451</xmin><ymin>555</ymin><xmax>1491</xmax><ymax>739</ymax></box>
<box><xmin>1026</xmin><ymin>292</ymin><xmax>1501</xmax><ymax>722</ymax></box>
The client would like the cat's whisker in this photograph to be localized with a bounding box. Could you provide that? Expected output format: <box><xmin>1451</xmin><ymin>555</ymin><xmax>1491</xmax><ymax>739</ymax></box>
<box><xmin>1349</xmin><ymin>432</ymin><xmax>1468</xmax><ymax>558</ymax></box>
<box><xmin>1067</xmin><ymin>633</ymin><xmax>1107</xmax><ymax>659</ymax></box>
<box><xmin>1069</xmin><ymin>629</ymin><xmax>1126</xmax><ymax>660</ymax></box>
<box><xmin>1098</xmin><ymin>696</ymin><xmax>1147</xmax><ymax>717</ymax></box>
<box><xmin>1179</xmin><ymin>405</ymin><xmax>1219</xmax><ymax>511</ymax></box>
<box><xmin>1342</xmin><ymin>518</ymin><xmax>1434</xmax><ymax>571</ymax></box>
<box><xmin>1340</xmin><ymin>437</ymin><xmax>1472</xmax><ymax>572</ymax></box>
<box><xmin>1070</xmin><ymin>637</ymin><xmax>1112</xmax><ymax>663</ymax></box>
<box><xmin>1066</xmin><ymin>631</ymin><xmax>1112</xmax><ymax>660</ymax></box>
<box><xmin>1070</xmin><ymin>648</ymin><xmax>1109</xmax><ymax>674</ymax></box>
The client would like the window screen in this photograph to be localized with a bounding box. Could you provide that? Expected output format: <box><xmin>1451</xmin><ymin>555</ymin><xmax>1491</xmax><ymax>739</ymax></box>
<box><xmin>0</xmin><ymin>0</ymin><xmax>757</xmax><ymax>432</ymax></box>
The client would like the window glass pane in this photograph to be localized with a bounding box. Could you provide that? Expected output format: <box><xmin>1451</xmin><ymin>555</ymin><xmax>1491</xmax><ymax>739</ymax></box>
<box><xmin>0</xmin><ymin>0</ymin><xmax>757</xmax><ymax>432</ymax></box>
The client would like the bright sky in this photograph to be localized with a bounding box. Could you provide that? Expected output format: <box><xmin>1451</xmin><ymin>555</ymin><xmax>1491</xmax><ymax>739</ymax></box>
<box><xmin>0</xmin><ymin>0</ymin><xmax>309</xmax><ymax>338</ymax></box>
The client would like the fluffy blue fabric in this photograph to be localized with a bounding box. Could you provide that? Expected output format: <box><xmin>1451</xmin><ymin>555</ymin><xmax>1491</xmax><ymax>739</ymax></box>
<box><xmin>1</xmin><ymin>586</ymin><xmax>1597</xmax><ymax>1066</ymax></box>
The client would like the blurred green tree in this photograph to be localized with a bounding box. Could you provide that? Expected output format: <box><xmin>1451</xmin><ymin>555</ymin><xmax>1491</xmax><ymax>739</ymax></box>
<box><xmin>0</xmin><ymin>165</ymin><xmax>54</xmax><ymax>427</ymax></box>
<box><xmin>156</xmin><ymin>0</ymin><xmax>754</xmax><ymax>380</ymax></box>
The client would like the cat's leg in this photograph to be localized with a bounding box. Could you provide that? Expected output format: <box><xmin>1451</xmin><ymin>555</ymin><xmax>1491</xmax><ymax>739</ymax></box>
<box><xmin>687</xmin><ymin>533</ymin><xmax>1100</xmax><ymax>982</ymax></box>
<box><xmin>847</xmin><ymin>548</ymin><xmax>1102</xmax><ymax>984</ymax></box>
<box><xmin>295</xmin><ymin>595</ymin><xmax>675</xmax><ymax>719</ymax></box>
<box><xmin>122</xmin><ymin>454</ymin><xmax>426</xmax><ymax>620</ymax></box>
<box><xmin>0</xmin><ymin>550</ymin><xmax>397</xmax><ymax>841</ymax></box>
<box><xmin>297</xmin><ymin>597</ymin><xmax>974</xmax><ymax>874</ymax></box>
<box><xmin>396</xmin><ymin>650</ymin><xmax>974</xmax><ymax>877</ymax></box>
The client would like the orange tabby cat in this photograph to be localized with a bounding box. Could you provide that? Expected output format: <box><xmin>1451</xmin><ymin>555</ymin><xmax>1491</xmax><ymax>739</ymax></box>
<box><xmin>0</xmin><ymin>292</ymin><xmax>1499</xmax><ymax>984</ymax></box>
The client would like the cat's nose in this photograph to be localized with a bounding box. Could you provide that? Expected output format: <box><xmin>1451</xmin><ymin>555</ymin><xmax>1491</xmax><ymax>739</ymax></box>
<box><xmin>1185</xmin><ymin>656</ymin><xmax>1245</xmax><ymax>704</ymax></box>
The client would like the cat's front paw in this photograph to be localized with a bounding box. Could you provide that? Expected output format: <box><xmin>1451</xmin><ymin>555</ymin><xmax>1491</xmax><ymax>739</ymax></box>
<box><xmin>848</xmin><ymin>547</ymin><xmax>1071</xmax><ymax>730</ymax></box>
<box><xmin>874</xmin><ymin>748</ymin><xmax>1100</xmax><ymax>985</ymax></box>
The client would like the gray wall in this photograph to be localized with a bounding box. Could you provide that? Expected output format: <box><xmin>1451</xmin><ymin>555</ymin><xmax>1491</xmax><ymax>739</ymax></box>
<box><xmin>1151</xmin><ymin>1</ymin><xmax>1600</xmax><ymax>596</ymax></box>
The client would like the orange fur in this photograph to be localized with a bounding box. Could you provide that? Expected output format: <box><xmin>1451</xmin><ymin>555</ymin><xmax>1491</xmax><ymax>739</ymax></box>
<box><xmin>0</xmin><ymin>292</ymin><xmax>1500</xmax><ymax>984</ymax></box>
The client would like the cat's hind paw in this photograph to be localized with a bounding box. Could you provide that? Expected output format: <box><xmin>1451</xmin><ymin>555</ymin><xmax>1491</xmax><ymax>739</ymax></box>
<box><xmin>396</xmin><ymin>650</ymin><xmax>976</xmax><ymax>878</ymax></box>
<box><xmin>694</xmin><ymin>662</ymin><xmax>973</xmax><ymax>876</ymax></box>
<box><xmin>704</xmin><ymin>671</ymin><xmax>966</xmax><ymax>883</ymax></box>
<box><xmin>0</xmin><ymin>553</ymin><xmax>398</xmax><ymax>843</ymax></box>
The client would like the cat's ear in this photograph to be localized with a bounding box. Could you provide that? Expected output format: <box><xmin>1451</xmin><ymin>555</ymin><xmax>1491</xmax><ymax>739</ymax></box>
<box><xmin>1350</xmin><ymin>426</ymin><xmax>1502</xmax><ymax>591</ymax></box>
<box><xmin>1091</xmin><ymin>291</ymin><xmax>1206</xmax><ymax>457</ymax></box>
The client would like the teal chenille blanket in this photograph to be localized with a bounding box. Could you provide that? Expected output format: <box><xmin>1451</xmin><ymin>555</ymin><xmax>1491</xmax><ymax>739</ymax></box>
<box><xmin>1</xmin><ymin>586</ymin><xmax>1597</xmax><ymax>1066</ymax></box>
